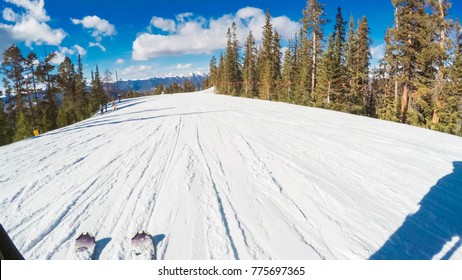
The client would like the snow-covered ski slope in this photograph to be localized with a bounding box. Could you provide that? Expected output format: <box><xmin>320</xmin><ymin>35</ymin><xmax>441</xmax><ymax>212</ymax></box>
<box><xmin>1</xmin><ymin>88</ymin><xmax>462</xmax><ymax>260</ymax></box>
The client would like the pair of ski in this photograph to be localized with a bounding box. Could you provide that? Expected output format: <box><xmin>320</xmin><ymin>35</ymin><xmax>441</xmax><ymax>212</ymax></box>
<box><xmin>75</xmin><ymin>231</ymin><xmax>156</xmax><ymax>260</ymax></box>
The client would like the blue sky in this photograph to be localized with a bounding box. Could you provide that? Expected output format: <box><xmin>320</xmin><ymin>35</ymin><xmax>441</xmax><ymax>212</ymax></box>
<box><xmin>1</xmin><ymin>0</ymin><xmax>461</xmax><ymax>83</ymax></box>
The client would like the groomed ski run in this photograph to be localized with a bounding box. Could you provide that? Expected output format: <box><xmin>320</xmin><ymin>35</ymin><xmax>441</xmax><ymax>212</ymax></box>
<box><xmin>0</xmin><ymin>88</ymin><xmax>461</xmax><ymax>260</ymax></box>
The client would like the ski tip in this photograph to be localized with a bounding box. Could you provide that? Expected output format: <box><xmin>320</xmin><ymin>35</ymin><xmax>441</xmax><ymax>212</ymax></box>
<box><xmin>75</xmin><ymin>232</ymin><xmax>96</xmax><ymax>260</ymax></box>
<box><xmin>76</xmin><ymin>232</ymin><xmax>95</xmax><ymax>242</ymax></box>
<box><xmin>131</xmin><ymin>231</ymin><xmax>152</xmax><ymax>240</ymax></box>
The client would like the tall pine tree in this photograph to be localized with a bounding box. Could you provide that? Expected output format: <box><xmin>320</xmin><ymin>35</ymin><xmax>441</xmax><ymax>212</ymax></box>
<box><xmin>242</xmin><ymin>31</ymin><xmax>258</xmax><ymax>98</ymax></box>
<box><xmin>75</xmin><ymin>55</ymin><xmax>88</xmax><ymax>121</ymax></box>
<box><xmin>281</xmin><ymin>39</ymin><xmax>296</xmax><ymax>103</ymax></box>
<box><xmin>224</xmin><ymin>22</ymin><xmax>242</xmax><ymax>96</ymax></box>
<box><xmin>259</xmin><ymin>9</ymin><xmax>274</xmax><ymax>100</ymax></box>
<box><xmin>57</xmin><ymin>56</ymin><xmax>77</xmax><ymax>126</ymax></box>
<box><xmin>302</xmin><ymin>0</ymin><xmax>328</xmax><ymax>100</ymax></box>
<box><xmin>388</xmin><ymin>0</ymin><xmax>428</xmax><ymax>123</ymax></box>
<box><xmin>435</xmin><ymin>20</ymin><xmax>462</xmax><ymax>134</ymax></box>
<box><xmin>331</xmin><ymin>7</ymin><xmax>348</xmax><ymax>110</ymax></box>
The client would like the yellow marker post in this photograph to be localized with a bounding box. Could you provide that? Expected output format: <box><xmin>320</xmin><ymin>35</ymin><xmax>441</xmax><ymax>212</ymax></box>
<box><xmin>33</xmin><ymin>129</ymin><xmax>39</xmax><ymax>137</ymax></box>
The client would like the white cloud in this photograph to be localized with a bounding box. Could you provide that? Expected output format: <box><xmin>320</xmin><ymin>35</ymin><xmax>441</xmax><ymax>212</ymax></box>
<box><xmin>50</xmin><ymin>44</ymin><xmax>87</xmax><ymax>64</ymax></box>
<box><xmin>150</xmin><ymin>16</ymin><xmax>176</xmax><ymax>32</ymax></box>
<box><xmin>271</xmin><ymin>16</ymin><xmax>300</xmax><ymax>40</ymax></box>
<box><xmin>2</xmin><ymin>8</ymin><xmax>19</xmax><ymax>22</ymax></box>
<box><xmin>5</xmin><ymin>0</ymin><xmax>49</xmax><ymax>21</ymax></box>
<box><xmin>369</xmin><ymin>43</ymin><xmax>387</xmax><ymax>68</ymax></box>
<box><xmin>3</xmin><ymin>17</ymin><xmax>66</xmax><ymax>46</ymax></box>
<box><xmin>0</xmin><ymin>0</ymin><xmax>66</xmax><ymax>46</ymax></box>
<box><xmin>120</xmin><ymin>65</ymin><xmax>155</xmax><ymax>80</ymax></box>
<box><xmin>71</xmin><ymin>15</ymin><xmax>116</xmax><ymax>37</ymax></box>
<box><xmin>132</xmin><ymin>7</ymin><xmax>300</xmax><ymax>60</ymax></box>
<box><xmin>73</xmin><ymin>44</ymin><xmax>87</xmax><ymax>56</ymax></box>
<box><xmin>51</xmin><ymin>46</ymin><xmax>74</xmax><ymax>64</ymax></box>
<box><xmin>371</xmin><ymin>43</ymin><xmax>385</xmax><ymax>62</ymax></box>
<box><xmin>89</xmin><ymin>41</ymin><xmax>106</xmax><ymax>52</ymax></box>
<box><xmin>116</xmin><ymin>58</ymin><xmax>125</xmax><ymax>64</ymax></box>
<box><xmin>235</xmin><ymin>7</ymin><xmax>261</xmax><ymax>19</ymax></box>
<box><xmin>176</xmin><ymin>12</ymin><xmax>193</xmax><ymax>22</ymax></box>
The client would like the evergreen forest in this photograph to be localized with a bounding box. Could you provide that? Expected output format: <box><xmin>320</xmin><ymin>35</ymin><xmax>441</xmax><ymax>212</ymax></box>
<box><xmin>204</xmin><ymin>0</ymin><xmax>462</xmax><ymax>137</ymax></box>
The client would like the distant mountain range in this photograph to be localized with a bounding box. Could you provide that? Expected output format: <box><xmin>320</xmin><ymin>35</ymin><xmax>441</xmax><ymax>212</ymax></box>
<box><xmin>0</xmin><ymin>72</ymin><xmax>209</xmax><ymax>104</ymax></box>
<box><xmin>113</xmin><ymin>71</ymin><xmax>208</xmax><ymax>92</ymax></box>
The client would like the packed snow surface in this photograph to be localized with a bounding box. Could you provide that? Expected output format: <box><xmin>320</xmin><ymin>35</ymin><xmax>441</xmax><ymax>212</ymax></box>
<box><xmin>1</xmin><ymin>88</ymin><xmax>461</xmax><ymax>260</ymax></box>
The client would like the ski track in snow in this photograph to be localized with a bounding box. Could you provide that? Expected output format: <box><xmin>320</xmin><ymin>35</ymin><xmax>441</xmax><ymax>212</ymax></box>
<box><xmin>1</xmin><ymin>88</ymin><xmax>462</xmax><ymax>260</ymax></box>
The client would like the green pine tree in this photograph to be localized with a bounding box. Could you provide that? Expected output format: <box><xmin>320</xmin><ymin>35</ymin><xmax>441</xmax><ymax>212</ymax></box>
<box><xmin>301</xmin><ymin>0</ymin><xmax>328</xmax><ymax>100</ymax></box>
<box><xmin>259</xmin><ymin>9</ymin><xmax>274</xmax><ymax>100</ymax></box>
<box><xmin>36</xmin><ymin>52</ymin><xmax>58</xmax><ymax>132</ymax></box>
<box><xmin>0</xmin><ymin>97</ymin><xmax>11</xmax><ymax>145</ymax></box>
<box><xmin>388</xmin><ymin>0</ymin><xmax>429</xmax><ymax>123</ymax></box>
<box><xmin>24</xmin><ymin>52</ymin><xmax>40</xmax><ymax>130</ymax></box>
<box><xmin>281</xmin><ymin>39</ymin><xmax>296</xmax><ymax>103</ymax></box>
<box><xmin>89</xmin><ymin>66</ymin><xmax>107</xmax><ymax>114</ymax></box>
<box><xmin>242</xmin><ymin>31</ymin><xmax>258</xmax><ymax>98</ymax></box>
<box><xmin>57</xmin><ymin>56</ymin><xmax>77</xmax><ymax>126</ymax></box>
<box><xmin>224</xmin><ymin>22</ymin><xmax>241</xmax><ymax>96</ymax></box>
<box><xmin>377</xmin><ymin>27</ymin><xmax>401</xmax><ymax>121</ymax></box>
<box><xmin>75</xmin><ymin>55</ymin><xmax>88</xmax><ymax>121</ymax></box>
<box><xmin>270</xmin><ymin>31</ymin><xmax>282</xmax><ymax>101</ymax></box>
<box><xmin>13</xmin><ymin>111</ymin><xmax>32</xmax><ymax>141</ymax></box>
<box><xmin>2</xmin><ymin>45</ymin><xmax>25</xmax><ymax>114</ymax></box>
<box><xmin>429</xmin><ymin>0</ymin><xmax>452</xmax><ymax>129</ymax></box>
<box><xmin>207</xmin><ymin>56</ymin><xmax>218</xmax><ymax>89</ymax></box>
<box><xmin>216</xmin><ymin>53</ymin><xmax>225</xmax><ymax>94</ymax></box>
<box><xmin>351</xmin><ymin>16</ymin><xmax>372</xmax><ymax>115</ymax></box>
<box><xmin>331</xmin><ymin>6</ymin><xmax>348</xmax><ymax>111</ymax></box>
<box><xmin>315</xmin><ymin>34</ymin><xmax>336</xmax><ymax>107</ymax></box>
<box><xmin>435</xmin><ymin>20</ymin><xmax>462</xmax><ymax>134</ymax></box>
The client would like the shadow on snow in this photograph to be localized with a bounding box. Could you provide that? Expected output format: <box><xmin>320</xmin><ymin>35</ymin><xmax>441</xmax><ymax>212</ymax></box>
<box><xmin>93</xmin><ymin>237</ymin><xmax>111</xmax><ymax>260</ymax></box>
<box><xmin>370</xmin><ymin>161</ymin><xmax>462</xmax><ymax>260</ymax></box>
<box><xmin>152</xmin><ymin>234</ymin><xmax>165</xmax><ymax>260</ymax></box>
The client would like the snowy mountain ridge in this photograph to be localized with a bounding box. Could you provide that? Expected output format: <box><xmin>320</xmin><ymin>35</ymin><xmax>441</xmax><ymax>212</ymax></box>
<box><xmin>0</xmin><ymin>88</ymin><xmax>461</xmax><ymax>260</ymax></box>
<box><xmin>154</xmin><ymin>71</ymin><xmax>207</xmax><ymax>79</ymax></box>
<box><xmin>114</xmin><ymin>72</ymin><xmax>208</xmax><ymax>92</ymax></box>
